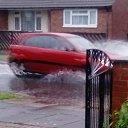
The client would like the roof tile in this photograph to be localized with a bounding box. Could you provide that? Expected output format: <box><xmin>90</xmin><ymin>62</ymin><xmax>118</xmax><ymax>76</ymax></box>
<box><xmin>0</xmin><ymin>0</ymin><xmax>116</xmax><ymax>9</ymax></box>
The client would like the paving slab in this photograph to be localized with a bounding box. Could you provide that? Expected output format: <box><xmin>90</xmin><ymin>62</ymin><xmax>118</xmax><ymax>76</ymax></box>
<box><xmin>0</xmin><ymin>101</ymin><xmax>85</xmax><ymax>128</ymax></box>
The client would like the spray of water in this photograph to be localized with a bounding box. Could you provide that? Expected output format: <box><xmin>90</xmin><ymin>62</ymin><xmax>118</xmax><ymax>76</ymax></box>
<box><xmin>37</xmin><ymin>39</ymin><xmax>128</xmax><ymax>88</ymax></box>
<box><xmin>12</xmin><ymin>40</ymin><xmax>128</xmax><ymax>105</ymax></box>
<box><xmin>21</xmin><ymin>70</ymin><xmax>85</xmax><ymax>106</ymax></box>
<box><xmin>94</xmin><ymin>40</ymin><xmax>128</xmax><ymax>60</ymax></box>
<box><xmin>41</xmin><ymin>70</ymin><xmax>85</xmax><ymax>85</ymax></box>
<box><xmin>25</xmin><ymin>40</ymin><xmax>127</xmax><ymax>105</ymax></box>
<box><xmin>23</xmin><ymin>40</ymin><xmax>128</xmax><ymax>86</ymax></box>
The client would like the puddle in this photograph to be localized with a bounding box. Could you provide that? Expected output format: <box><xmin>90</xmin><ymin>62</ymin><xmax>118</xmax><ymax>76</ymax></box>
<box><xmin>6</xmin><ymin>70</ymin><xmax>86</xmax><ymax>106</ymax></box>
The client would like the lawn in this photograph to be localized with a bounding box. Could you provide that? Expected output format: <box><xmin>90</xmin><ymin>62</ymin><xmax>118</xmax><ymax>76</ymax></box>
<box><xmin>0</xmin><ymin>92</ymin><xmax>17</xmax><ymax>100</ymax></box>
<box><xmin>0</xmin><ymin>54</ymin><xmax>7</xmax><ymax>61</ymax></box>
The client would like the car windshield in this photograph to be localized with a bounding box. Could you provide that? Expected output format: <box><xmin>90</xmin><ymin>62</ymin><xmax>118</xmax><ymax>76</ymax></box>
<box><xmin>66</xmin><ymin>36</ymin><xmax>96</xmax><ymax>52</ymax></box>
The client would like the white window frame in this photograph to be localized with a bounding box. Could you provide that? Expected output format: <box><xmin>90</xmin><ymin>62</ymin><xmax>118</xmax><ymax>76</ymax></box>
<box><xmin>14</xmin><ymin>11</ymin><xmax>21</xmax><ymax>31</ymax></box>
<box><xmin>63</xmin><ymin>9</ymin><xmax>98</xmax><ymax>28</ymax></box>
<box><xmin>35</xmin><ymin>11</ymin><xmax>42</xmax><ymax>31</ymax></box>
<box><xmin>14</xmin><ymin>10</ymin><xmax>42</xmax><ymax>31</ymax></box>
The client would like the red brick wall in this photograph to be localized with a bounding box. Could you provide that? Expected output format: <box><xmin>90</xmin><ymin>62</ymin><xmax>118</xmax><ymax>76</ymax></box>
<box><xmin>112</xmin><ymin>61</ymin><xmax>128</xmax><ymax>110</ymax></box>
<box><xmin>0</xmin><ymin>11</ymin><xmax>8</xmax><ymax>30</ymax></box>
<box><xmin>112</xmin><ymin>0</ymin><xmax>128</xmax><ymax>40</ymax></box>
<box><xmin>50</xmin><ymin>9</ymin><xmax>112</xmax><ymax>35</ymax></box>
<box><xmin>107</xmin><ymin>10</ymin><xmax>113</xmax><ymax>39</ymax></box>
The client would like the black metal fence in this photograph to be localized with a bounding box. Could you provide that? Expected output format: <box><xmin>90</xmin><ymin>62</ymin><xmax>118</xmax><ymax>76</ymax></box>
<box><xmin>72</xmin><ymin>33</ymin><xmax>107</xmax><ymax>42</ymax></box>
<box><xmin>0</xmin><ymin>31</ymin><xmax>107</xmax><ymax>50</ymax></box>
<box><xmin>85</xmin><ymin>49</ymin><xmax>113</xmax><ymax>128</ymax></box>
<box><xmin>0</xmin><ymin>31</ymin><xmax>29</xmax><ymax>50</ymax></box>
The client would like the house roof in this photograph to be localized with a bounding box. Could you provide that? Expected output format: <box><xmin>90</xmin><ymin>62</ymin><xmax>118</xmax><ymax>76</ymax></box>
<box><xmin>0</xmin><ymin>0</ymin><xmax>116</xmax><ymax>9</ymax></box>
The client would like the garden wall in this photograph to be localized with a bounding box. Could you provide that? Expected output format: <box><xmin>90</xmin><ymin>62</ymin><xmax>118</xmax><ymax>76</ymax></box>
<box><xmin>112</xmin><ymin>60</ymin><xmax>128</xmax><ymax>110</ymax></box>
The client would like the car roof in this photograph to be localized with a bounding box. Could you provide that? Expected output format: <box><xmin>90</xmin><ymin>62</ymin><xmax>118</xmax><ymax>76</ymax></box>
<box><xmin>12</xmin><ymin>32</ymin><xmax>80</xmax><ymax>45</ymax></box>
<box><xmin>21</xmin><ymin>32</ymin><xmax>79</xmax><ymax>38</ymax></box>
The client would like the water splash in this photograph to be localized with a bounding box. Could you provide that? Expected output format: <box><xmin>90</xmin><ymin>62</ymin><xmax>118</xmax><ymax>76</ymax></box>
<box><xmin>20</xmin><ymin>70</ymin><xmax>86</xmax><ymax>106</ymax></box>
<box><xmin>40</xmin><ymin>70</ymin><xmax>86</xmax><ymax>86</ymax></box>
<box><xmin>94</xmin><ymin>40</ymin><xmax>128</xmax><ymax>60</ymax></box>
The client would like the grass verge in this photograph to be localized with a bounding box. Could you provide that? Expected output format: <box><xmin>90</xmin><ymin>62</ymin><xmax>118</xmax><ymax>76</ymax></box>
<box><xmin>0</xmin><ymin>92</ymin><xmax>17</xmax><ymax>100</ymax></box>
<box><xmin>0</xmin><ymin>54</ymin><xmax>7</xmax><ymax>61</ymax></box>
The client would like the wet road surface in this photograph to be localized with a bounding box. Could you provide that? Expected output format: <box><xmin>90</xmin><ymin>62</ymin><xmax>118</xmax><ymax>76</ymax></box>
<box><xmin>0</xmin><ymin>63</ymin><xmax>85</xmax><ymax>128</ymax></box>
<box><xmin>0</xmin><ymin>64</ymin><xmax>85</xmax><ymax>106</ymax></box>
<box><xmin>0</xmin><ymin>64</ymin><xmax>28</xmax><ymax>92</ymax></box>
<box><xmin>0</xmin><ymin>101</ymin><xmax>85</xmax><ymax>128</ymax></box>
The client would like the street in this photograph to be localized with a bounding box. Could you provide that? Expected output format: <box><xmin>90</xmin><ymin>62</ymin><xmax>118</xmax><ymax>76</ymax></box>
<box><xmin>0</xmin><ymin>63</ymin><xmax>85</xmax><ymax>128</ymax></box>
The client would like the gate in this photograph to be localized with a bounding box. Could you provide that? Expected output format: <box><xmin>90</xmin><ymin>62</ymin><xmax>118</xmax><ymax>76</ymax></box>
<box><xmin>85</xmin><ymin>49</ymin><xmax>113</xmax><ymax>128</ymax></box>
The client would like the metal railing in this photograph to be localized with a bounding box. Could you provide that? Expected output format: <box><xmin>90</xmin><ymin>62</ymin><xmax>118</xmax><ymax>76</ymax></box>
<box><xmin>0</xmin><ymin>31</ymin><xmax>29</xmax><ymax>50</ymax></box>
<box><xmin>0</xmin><ymin>31</ymin><xmax>107</xmax><ymax>50</ymax></box>
<box><xmin>85</xmin><ymin>49</ymin><xmax>113</xmax><ymax>128</ymax></box>
<box><xmin>72</xmin><ymin>32</ymin><xmax>107</xmax><ymax>42</ymax></box>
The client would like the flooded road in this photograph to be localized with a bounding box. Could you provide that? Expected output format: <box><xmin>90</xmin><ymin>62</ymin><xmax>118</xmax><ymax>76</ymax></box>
<box><xmin>0</xmin><ymin>64</ymin><xmax>85</xmax><ymax>128</ymax></box>
<box><xmin>0</xmin><ymin>64</ymin><xmax>85</xmax><ymax>106</ymax></box>
<box><xmin>0</xmin><ymin>64</ymin><xmax>30</xmax><ymax>92</ymax></box>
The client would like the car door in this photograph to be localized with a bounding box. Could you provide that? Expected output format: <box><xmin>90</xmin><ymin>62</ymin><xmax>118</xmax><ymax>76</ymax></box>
<box><xmin>19</xmin><ymin>35</ymin><xmax>86</xmax><ymax>74</ymax></box>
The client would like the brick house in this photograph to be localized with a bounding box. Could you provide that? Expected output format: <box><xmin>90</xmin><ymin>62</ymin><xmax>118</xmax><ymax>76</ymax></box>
<box><xmin>0</xmin><ymin>0</ymin><xmax>115</xmax><ymax>41</ymax></box>
<box><xmin>112</xmin><ymin>0</ymin><xmax>128</xmax><ymax>40</ymax></box>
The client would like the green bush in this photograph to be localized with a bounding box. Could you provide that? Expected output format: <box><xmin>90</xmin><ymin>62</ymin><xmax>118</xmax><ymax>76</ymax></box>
<box><xmin>107</xmin><ymin>100</ymin><xmax>128</xmax><ymax>128</ymax></box>
<box><xmin>104</xmin><ymin>100</ymin><xmax>128</xmax><ymax>128</ymax></box>
<box><xmin>114</xmin><ymin>100</ymin><xmax>128</xmax><ymax>128</ymax></box>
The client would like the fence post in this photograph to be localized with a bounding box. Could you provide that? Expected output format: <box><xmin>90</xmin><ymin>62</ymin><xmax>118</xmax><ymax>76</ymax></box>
<box><xmin>85</xmin><ymin>50</ymin><xmax>91</xmax><ymax>127</ymax></box>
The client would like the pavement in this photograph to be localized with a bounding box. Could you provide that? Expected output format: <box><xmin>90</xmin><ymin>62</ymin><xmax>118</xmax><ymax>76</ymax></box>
<box><xmin>0</xmin><ymin>100</ymin><xmax>85</xmax><ymax>128</ymax></box>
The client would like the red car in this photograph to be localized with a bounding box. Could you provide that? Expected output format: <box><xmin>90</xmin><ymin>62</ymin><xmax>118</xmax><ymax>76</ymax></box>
<box><xmin>8</xmin><ymin>32</ymin><xmax>96</xmax><ymax>78</ymax></box>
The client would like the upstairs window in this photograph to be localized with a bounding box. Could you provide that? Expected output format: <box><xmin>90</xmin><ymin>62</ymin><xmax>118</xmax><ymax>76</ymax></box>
<box><xmin>63</xmin><ymin>9</ymin><xmax>97</xmax><ymax>28</ymax></box>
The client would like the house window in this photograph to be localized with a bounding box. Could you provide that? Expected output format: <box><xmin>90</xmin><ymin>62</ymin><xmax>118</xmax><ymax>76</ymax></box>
<box><xmin>14</xmin><ymin>11</ymin><xmax>21</xmax><ymax>30</ymax></box>
<box><xmin>35</xmin><ymin>11</ymin><xmax>42</xmax><ymax>31</ymax></box>
<box><xmin>63</xmin><ymin>9</ymin><xmax>97</xmax><ymax>28</ymax></box>
<box><xmin>14</xmin><ymin>11</ymin><xmax>42</xmax><ymax>31</ymax></box>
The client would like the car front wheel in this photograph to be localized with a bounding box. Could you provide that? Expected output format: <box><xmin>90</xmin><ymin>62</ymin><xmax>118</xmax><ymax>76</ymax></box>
<box><xmin>9</xmin><ymin>61</ymin><xmax>26</xmax><ymax>78</ymax></box>
<box><xmin>9</xmin><ymin>61</ymin><xmax>46</xmax><ymax>78</ymax></box>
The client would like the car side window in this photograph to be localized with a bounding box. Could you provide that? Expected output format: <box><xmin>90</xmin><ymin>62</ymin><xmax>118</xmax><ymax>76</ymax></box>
<box><xmin>24</xmin><ymin>35</ymin><xmax>66</xmax><ymax>51</ymax></box>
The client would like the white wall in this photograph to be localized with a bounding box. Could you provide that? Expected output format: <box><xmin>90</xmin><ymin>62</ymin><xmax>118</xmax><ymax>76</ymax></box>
<box><xmin>8</xmin><ymin>11</ymin><xmax>15</xmax><ymax>30</ymax></box>
<box><xmin>41</xmin><ymin>11</ymin><xmax>49</xmax><ymax>32</ymax></box>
